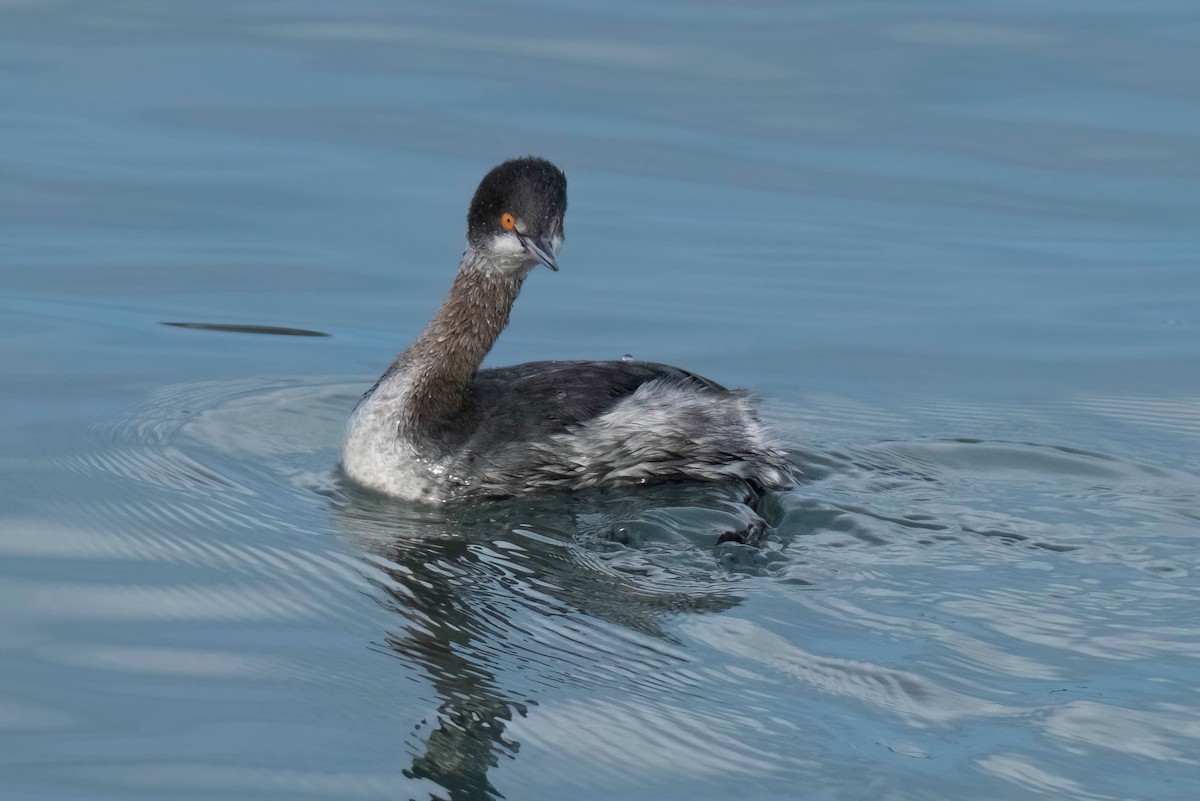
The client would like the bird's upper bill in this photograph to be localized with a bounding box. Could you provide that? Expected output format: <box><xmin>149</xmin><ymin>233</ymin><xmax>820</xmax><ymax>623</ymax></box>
<box><xmin>517</xmin><ymin>231</ymin><xmax>562</xmax><ymax>271</ymax></box>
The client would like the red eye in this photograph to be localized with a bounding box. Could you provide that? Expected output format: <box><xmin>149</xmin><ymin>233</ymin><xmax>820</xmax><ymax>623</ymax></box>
<box><xmin>500</xmin><ymin>213</ymin><xmax>516</xmax><ymax>231</ymax></box>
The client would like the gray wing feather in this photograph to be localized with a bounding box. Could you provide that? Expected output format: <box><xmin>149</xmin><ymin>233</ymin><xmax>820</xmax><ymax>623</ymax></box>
<box><xmin>458</xmin><ymin>359</ymin><xmax>725</xmax><ymax>449</ymax></box>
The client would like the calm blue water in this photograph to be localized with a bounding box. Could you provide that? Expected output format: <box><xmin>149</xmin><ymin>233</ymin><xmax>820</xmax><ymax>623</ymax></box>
<box><xmin>3</xmin><ymin>2</ymin><xmax>1199</xmax><ymax>799</ymax></box>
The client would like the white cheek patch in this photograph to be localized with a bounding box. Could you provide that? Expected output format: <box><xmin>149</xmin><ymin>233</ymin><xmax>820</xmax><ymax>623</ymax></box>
<box><xmin>472</xmin><ymin>233</ymin><xmax>529</xmax><ymax>274</ymax></box>
<box><xmin>489</xmin><ymin>232</ymin><xmax>526</xmax><ymax>257</ymax></box>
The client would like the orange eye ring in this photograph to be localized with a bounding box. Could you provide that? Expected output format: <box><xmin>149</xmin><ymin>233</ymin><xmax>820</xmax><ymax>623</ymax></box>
<box><xmin>500</xmin><ymin>213</ymin><xmax>516</xmax><ymax>231</ymax></box>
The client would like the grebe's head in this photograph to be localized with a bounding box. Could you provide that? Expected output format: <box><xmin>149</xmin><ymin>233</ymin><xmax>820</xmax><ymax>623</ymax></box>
<box><xmin>466</xmin><ymin>156</ymin><xmax>566</xmax><ymax>273</ymax></box>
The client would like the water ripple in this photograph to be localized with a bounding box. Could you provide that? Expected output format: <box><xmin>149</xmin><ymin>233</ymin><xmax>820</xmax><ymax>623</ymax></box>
<box><xmin>683</xmin><ymin>615</ymin><xmax>1009</xmax><ymax>725</ymax></box>
<box><xmin>1071</xmin><ymin>394</ymin><xmax>1200</xmax><ymax>440</ymax></box>
<box><xmin>7</xmin><ymin>373</ymin><xmax>1199</xmax><ymax>800</ymax></box>
<box><xmin>1043</xmin><ymin>701</ymin><xmax>1200</xmax><ymax>763</ymax></box>
<box><xmin>508</xmin><ymin>695</ymin><xmax>795</xmax><ymax>784</ymax></box>
<box><xmin>979</xmin><ymin>755</ymin><xmax>1105</xmax><ymax>800</ymax></box>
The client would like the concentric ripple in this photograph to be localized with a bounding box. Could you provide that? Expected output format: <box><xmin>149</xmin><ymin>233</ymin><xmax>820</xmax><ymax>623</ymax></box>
<box><xmin>6</xmin><ymin>377</ymin><xmax>1200</xmax><ymax>800</ymax></box>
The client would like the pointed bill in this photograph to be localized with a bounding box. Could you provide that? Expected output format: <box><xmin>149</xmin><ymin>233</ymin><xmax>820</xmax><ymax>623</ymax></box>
<box><xmin>517</xmin><ymin>232</ymin><xmax>560</xmax><ymax>271</ymax></box>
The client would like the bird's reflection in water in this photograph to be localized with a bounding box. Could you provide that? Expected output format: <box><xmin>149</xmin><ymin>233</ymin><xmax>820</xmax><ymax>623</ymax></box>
<box><xmin>333</xmin><ymin>480</ymin><xmax>782</xmax><ymax>801</ymax></box>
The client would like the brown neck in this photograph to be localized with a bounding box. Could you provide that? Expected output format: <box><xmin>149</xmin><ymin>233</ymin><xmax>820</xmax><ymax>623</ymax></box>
<box><xmin>392</xmin><ymin>253</ymin><xmax>525</xmax><ymax>434</ymax></box>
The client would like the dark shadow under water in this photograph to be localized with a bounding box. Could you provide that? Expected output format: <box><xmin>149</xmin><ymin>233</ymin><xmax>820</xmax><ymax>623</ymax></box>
<box><xmin>161</xmin><ymin>321</ymin><xmax>331</xmax><ymax>337</ymax></box>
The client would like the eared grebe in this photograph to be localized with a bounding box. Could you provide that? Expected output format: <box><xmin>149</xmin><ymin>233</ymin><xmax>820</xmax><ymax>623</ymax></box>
<box><xmin>341</xmin><ymin>157</ymin><xmax>793</xmax><ymax>501</ymax></box>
